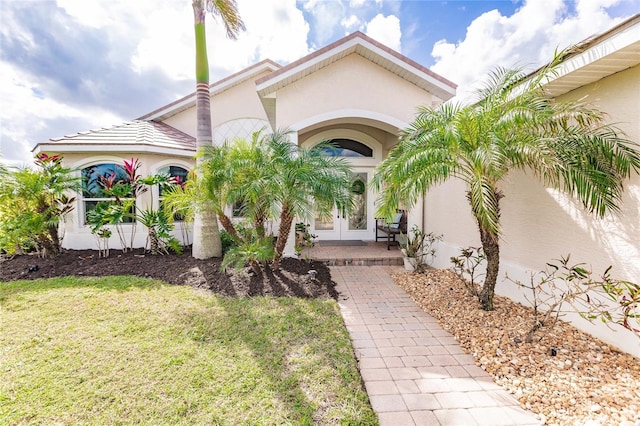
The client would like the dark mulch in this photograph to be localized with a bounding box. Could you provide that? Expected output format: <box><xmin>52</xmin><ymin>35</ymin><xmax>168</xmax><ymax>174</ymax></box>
<box><xmin>0</xmin><ymin>248</ymin><xmax>338</xmax><ymax>299</ymax></box>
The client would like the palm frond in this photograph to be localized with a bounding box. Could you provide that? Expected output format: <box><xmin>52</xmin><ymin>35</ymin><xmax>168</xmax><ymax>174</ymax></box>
<box><xmin>203</xmin><ymin>0</ymin><xmax>245</xmax><ymax>39</ymax></box>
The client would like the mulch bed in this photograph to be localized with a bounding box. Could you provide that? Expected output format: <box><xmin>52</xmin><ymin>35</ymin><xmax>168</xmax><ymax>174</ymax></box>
<box><xmin>0</xmin><ymin>248</ymin><xmax>338</xmax><ymax>299</ymax></box>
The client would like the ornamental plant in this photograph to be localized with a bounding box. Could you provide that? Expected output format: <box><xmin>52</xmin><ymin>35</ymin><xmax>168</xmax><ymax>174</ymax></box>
<box><xmin>508</xmin><ymin>256</ymin><xmax>640</xmax><ymax>342</ymax></box>
<box><xmin>373</xmin><ymin>50</ymin><xmax>640</xmax><ymax>311</ymax></box>
<box><xmin>86</xmin><ymin>159</ymin><xmax>182</xmax><ymax>255</ymax></box>
<box><xmin>0</xmin><ymin>153</ymin><xmax>79</xmax><ymax>256</ymax></box>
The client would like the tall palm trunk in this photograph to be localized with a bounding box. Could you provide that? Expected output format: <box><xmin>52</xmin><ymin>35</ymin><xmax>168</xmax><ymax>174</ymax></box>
<box><xmin>191</xmin><ymin>1</ymin><xmax>222</xmax><ymax>259</ymax></box>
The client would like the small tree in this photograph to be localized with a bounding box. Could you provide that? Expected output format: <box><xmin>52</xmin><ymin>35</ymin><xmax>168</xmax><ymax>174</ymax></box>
<box><xmin>267</xmin><ymin>134</ymin><xmax>354</xmax><ymax>270</ymax></box>
<box><xmin>372</xmin><ymin>52</ymin><xmax>640</xmax><ymax>311</ymax></box>
<box><xmin>175</xmin><ymin>130</ymin><xmax>354</xmax><ymax>272</ymax></box>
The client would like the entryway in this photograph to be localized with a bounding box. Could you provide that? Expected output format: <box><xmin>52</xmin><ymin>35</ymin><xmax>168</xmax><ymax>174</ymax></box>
<box><xmin>313</xmin><ymin>171</ymin><xmax>372</xmax><ymax>240</ymax></box>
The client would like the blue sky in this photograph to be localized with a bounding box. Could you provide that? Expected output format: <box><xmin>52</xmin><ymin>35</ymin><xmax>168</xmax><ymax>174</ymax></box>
<box><xmin>1</xmin><ymin>0</ymin><xmax>638</xmax><ymax>166</ymax></box>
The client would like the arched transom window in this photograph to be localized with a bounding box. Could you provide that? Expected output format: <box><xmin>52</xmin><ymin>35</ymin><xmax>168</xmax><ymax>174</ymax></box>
<box><xmin>321</xmin><ymin>139</ymin><xmax>373</xmax><ymax>158</ymax></box>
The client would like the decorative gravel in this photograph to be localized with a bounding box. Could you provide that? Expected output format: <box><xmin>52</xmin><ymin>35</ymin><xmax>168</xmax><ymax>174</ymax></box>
<box><xmin>393</xmin><ymin>269</ymin><xmax>640</xmax><ymax>426</ymax></box>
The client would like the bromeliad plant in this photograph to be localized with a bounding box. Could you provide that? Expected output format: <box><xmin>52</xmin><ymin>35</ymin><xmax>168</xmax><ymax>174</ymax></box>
<box><xmin>137</xmin><ymin>173</ymin><xmax>182</xmax><ymax>255</ymax></box>
<box><xmin>400</xmin><ymin>226</ymin><xmax>442</xmax><ymax>272</ymax></box>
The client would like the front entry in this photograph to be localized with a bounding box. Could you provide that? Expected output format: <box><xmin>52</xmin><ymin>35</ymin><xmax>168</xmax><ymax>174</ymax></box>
<box><xmin>313</xmin><ymin>172</ymin><xmax>371</xmax><ymax>240</ymax></box>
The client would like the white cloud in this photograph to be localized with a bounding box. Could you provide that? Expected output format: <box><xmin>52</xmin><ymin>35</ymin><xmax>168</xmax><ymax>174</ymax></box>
<box><xmin>302</xmin><ymin>0</ymin><xmax>346</xmax><ymax>45</ymax></box>
<box><xmin>0</xmin><ymin>62</ymin><xmax>123</xmax><ymax>166</ymax></box>
<box><xmin>365</xmin><ymin>13</ymin><xmax>401</xmax><ymax>51</ymax></box>
<box><xmin>131</xmin><ymin>7</ymin><xmax>193</xmax><ymax>80</ymax></box>
<box><xmin>430</xmin><ymin>0</ymin><xmax>630</xmax><ymax>102</ymax></box>
<box><xmin>132</xmin><ymin>0</ymin><xmax>310</xmax><ymax>81</ymax></box>
<box><xmin>60</xmin><ymin>0</ymin><xmax>310</xmax><ymax>82</ymax></box>
<box><xmin>341</xmin><ymin>14</ymin><xmax>361</xmax><ymax>31</ymax></box>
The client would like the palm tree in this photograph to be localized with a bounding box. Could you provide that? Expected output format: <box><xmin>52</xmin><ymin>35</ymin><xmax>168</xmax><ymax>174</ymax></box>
<box><xmin>0</xmin><ymin>154</ymin><xmax>79</xmax><ymax>256</ymax></box>
<box><xmin>196</xmin><ymin>129</ymin><xmax>354</xmax><ymax>272</ymax></box>
<box><xmin>372</xmin><ymin>59</ymin><xmax>640</xmax><ymax>311</ymax></box>
<box><xmin>268</xmin><ymin>133</ymin><xmax>354</xmax><ymax>270</ymax></box>
<box><xmin>191</xmin><ymin>0</ymin><xmax>245</xmax><ymax>259</ymax></box>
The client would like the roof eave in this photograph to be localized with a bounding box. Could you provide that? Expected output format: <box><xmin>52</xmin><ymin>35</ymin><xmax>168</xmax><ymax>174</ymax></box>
<box><xmin>33</xmin><ymin>143</ymin><xmax>195</xmax><ymax>158</ymax></box>
<box><xmin>139</xmin><ymin>59</ymin><xmax>282</xmax><ymax>122</ymax></box>
<box><xmin>542</xmin><ymin>14</ymin><xmax>640</xmax><ymax>97</ymax></box>
<box><xmin>256</xmin><ymin>32</ymin><xmax>457</xmax><ymax>102</ymax></box>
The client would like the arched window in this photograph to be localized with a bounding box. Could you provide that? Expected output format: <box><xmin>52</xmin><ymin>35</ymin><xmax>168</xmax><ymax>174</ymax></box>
<box><xmin>321</xmin><ymin>139</ymin><xmax>373</xmax><ymax>157</ymax></box>
<box><xmin>81</xmin><ymin>163</ymin><xmax>134</xmax><ymax>223</ymax></box>
<box><xmin>158</xmin><ymin>166</ymin><xmax>189</xmax><ymax>196</ymax></box>
<box><xmin>158</xmin><ymin>165</ymin><xmax>189</xmax><ymax>220</ymax></box>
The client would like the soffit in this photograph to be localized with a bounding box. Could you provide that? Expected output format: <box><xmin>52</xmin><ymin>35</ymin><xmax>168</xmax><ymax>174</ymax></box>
<box><xmin>544</xmin><ymin>14</ymin><xmax>640</xmax><ymax>97</ymax></box>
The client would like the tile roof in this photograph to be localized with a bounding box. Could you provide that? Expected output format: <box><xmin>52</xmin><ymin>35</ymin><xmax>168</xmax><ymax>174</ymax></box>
<box><xmin>42</xmin><ymin>120</ymin><xmax>195</xmax><ymax>151</ymax></box>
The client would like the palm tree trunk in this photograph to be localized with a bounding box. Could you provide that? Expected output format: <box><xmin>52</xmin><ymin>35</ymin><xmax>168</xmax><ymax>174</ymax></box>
<box><xmin>271</xmin><ymin>204</ymin><xmax>293</xmax><ymax>271</ymax></box>
<box><xmin>254</xmin><ymin>208</ymin><xmax>266</xmax><ymax>237</ymax></box>
<box><xmin>149</xmin><ymin>227</ymin><xmax>159</xmax><ymax>255</ymax></box>
<box><xmin>192</xmin><ymin>209</ymin><xmax>221</xmax><ymax>259</ymax></box>
<box><xmin>47</xmin><ymin>223</ymin><xmax>61</xmax><ymax>255</ymax></box>
<box><xmin>478</xmin><ymin>226</ymin><xmax>500</xmax><ymax>310</ymax></box>
<box><xmin>191</xmin><ymin>1</ymin><xmax>222</xmax><ymax>259</ymax></box>
<box><xmin>217</xmin><ymin>213</ymin><xmax>242</xmax><ymax>243</ymax></box>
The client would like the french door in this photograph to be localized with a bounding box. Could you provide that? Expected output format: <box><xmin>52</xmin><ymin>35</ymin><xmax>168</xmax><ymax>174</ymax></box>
<box><xmin>313</xmin><ymin>171</ymin><xmax>372</xmax><ymax>240</ymax></box>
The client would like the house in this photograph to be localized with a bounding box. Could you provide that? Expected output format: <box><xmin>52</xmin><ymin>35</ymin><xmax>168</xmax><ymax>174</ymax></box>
<box><xmin>33</xmin><ymin>31</ymin><xmax>456</xmax><ymax>252</ymax></box>
<box><xmin>424</xmin><ymin>14</ymin><xmax>640</xmax><ymax>356</ymax></box>
<box><xmin>33</xmin><ymin>17</ymin><xmax>639</xmax><ymax>355</ymax></box>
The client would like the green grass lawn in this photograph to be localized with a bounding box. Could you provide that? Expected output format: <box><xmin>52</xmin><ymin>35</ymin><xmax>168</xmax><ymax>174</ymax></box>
<box><xmin>0</xmin><ymin>276</ymin><xmax>377</xmax><ymax>425</ymax></box>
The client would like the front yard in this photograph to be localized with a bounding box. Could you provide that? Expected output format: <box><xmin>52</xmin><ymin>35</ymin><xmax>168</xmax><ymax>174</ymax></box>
<box><xmin>0</xmin><ymin>276</ymin><xmax>376</xmax><ymax>425</ymax></box>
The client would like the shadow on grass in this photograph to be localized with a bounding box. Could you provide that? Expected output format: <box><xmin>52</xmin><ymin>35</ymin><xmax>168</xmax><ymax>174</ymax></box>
<box><xmin>183</xmin><ymin>295</ymin><xmax>374</xmax><ymax>424</ymax></box>
<box><xmin>0</xmin><ymin>276</ymin><xmax>164</xmax><ymax>300</ymax></box>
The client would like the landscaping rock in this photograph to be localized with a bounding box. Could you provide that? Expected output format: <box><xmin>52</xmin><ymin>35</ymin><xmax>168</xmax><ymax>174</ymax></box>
<box><xmin>393</xmin><ymin>269</ymin><xmax>640</xmax><ymax>426</ymax></box>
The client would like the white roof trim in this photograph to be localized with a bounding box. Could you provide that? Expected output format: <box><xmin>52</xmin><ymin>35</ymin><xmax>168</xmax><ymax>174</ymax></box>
<box><xmin>256</xmin><ymin>32</ymin><xmax>456</xmax><ymax>101</ymax></box>
<box><xmin>544</xmin><ymin>15</ymin><xmax>640</xmax><ymax>96</ymax></box>
<box><xmin>33</xmin><ymin>143</ymin><xmax>195</xmax><ymax>158</ymax></box>
<box><xmin>290</xmin><ymin>109</ymin><xmax>408</xmax><ymax>134</ymax></box>
<box><xmin>139</xmin><ymin>60</ymin><xmax>281</xmax><ymax>121</ymax></box>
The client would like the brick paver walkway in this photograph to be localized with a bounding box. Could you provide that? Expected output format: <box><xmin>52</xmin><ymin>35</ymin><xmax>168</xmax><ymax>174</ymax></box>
<box><xmin>331</xmin><ymin>265</ymin><xmax>540</xmax><ymax>426</ymax></box>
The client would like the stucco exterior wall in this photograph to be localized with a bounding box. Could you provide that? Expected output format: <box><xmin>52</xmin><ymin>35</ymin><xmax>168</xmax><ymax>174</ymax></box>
<box><xmin>275</xmin><ymin>54</ymin><xmax>432</xmax><ymax>129</ymax></box>
<box><xmin>163</xmin><ymin>70</ymin><xmax>272</xmax><ymax>137</ymax></box>
<box><xmin>424</xmin><ymin>65</ymin><xmax>640</xmax><ymax>356</ymax></box>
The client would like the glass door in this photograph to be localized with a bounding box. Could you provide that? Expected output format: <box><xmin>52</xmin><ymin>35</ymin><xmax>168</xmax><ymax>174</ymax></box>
<box><xmin>313</xmin><ymin>172</ymin><xmax>371</xmax><ymax>240</ymax></box>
